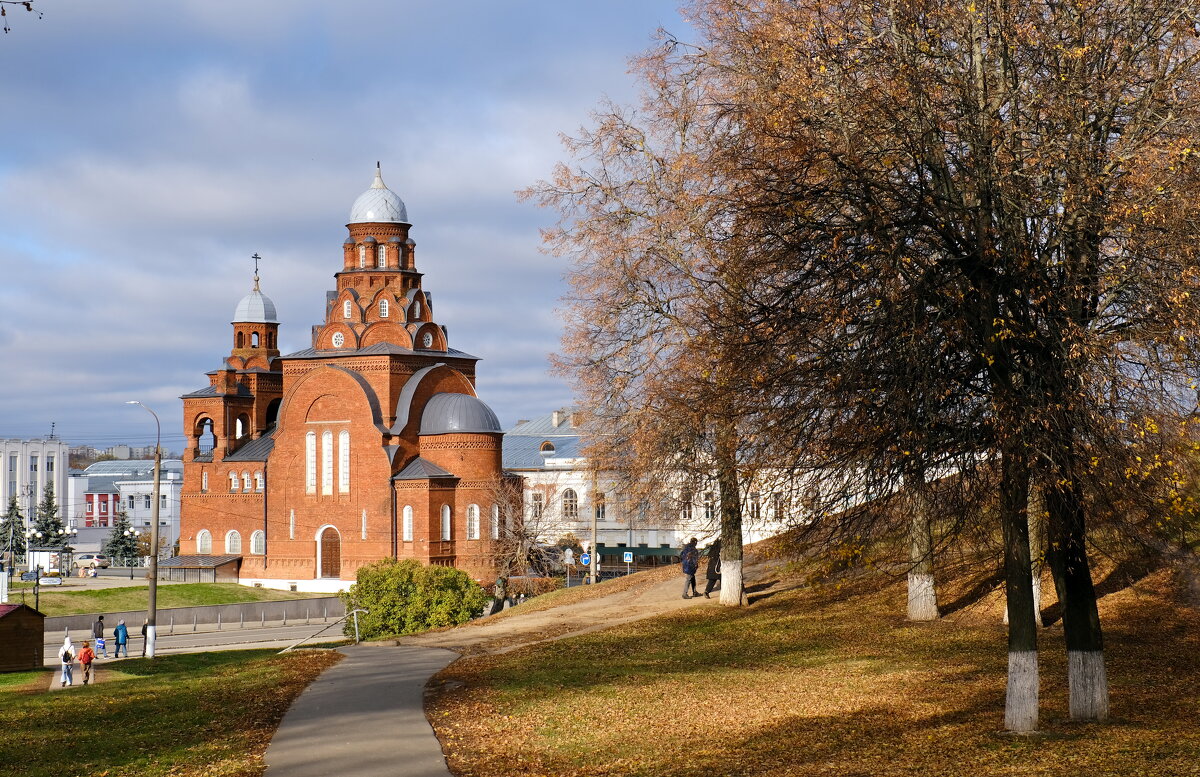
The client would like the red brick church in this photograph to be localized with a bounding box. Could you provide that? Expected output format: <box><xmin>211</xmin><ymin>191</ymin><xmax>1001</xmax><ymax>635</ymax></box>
<box><xmin>178</xmin><ymin>166</ymin><xmax>513</xmax><ymax>591</ymax></box>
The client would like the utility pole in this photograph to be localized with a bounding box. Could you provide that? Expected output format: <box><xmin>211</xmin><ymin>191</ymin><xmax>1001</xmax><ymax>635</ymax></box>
<box><xmin>127</xmin><ymin>401</ymin><xmax>161</xmax><ymax>658</ymax></box>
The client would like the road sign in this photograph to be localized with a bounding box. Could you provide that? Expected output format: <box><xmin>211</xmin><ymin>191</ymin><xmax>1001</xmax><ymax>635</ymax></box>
<box><xmin>20</xmin><ymin>572</ymin><xmax>38</xmax><ymax>582</ymax></box>
<box><xmin>39</xmin><ymin>577</ymin><xmax>62</xmax><ymax>586</ymax></box>
<box><xmin>564</xmin><ymin>548</ymin><xmax>575</xmax><ymax>566</ymax></box>
<box><xmin>580</xmin><ymin>553</ymin><xmax>591</xmax><ymax>566</ymax></box>
<box><xmin>623</xmin><ymin>551</ymin><xmax>634</xmax><ymax>564</ymax></box>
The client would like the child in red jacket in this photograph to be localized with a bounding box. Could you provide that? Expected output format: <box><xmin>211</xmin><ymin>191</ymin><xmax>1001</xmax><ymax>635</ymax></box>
<box><xmin>78</xmin><ymin>641</ymin><xmax>96</xmax><ymax>686</ymax></box>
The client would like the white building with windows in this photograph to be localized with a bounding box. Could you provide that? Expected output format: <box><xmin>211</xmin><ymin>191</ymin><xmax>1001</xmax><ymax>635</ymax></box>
<box><xmin>0</xmin><ymin>438</ymin><xmax>70</xmax><ymax>536</ymax></box>
<box><xmin>65</xmin><ymin>460</ymin><xmax>184</xmax><ymax>555</ymax></box>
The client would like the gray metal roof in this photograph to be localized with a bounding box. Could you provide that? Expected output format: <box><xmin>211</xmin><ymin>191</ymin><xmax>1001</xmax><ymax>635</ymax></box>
<box><xmin>282</xmin><ymin>343</ymin><xmax>479</xmax><ymax>361</ymax></box>
<box><xmin>503</xmin><ymin>409</ymin><xmax>586</xmax><ymax>469</ymax></box>
<box><xmin>181</xmin><ymin>383</ymin><xmax>254</xmax><ymax>399</ymax></box>
<box><xmin>233</xmin><ymin>290</ymin><xmax>279</xmax><ymax>323</ymax></box>
<box><xmin>159</xmin><ymin>555</ymin><xmax>241</xmax><ymax>569</ymax></box>
<box><xmin>419</xmin><ymin>393</ymin><xmax>502</xmax><ymax>435</ymax></box>
<box><xmin>224</xmin><ymin>430</ymin><xmax>276</xmax><ymax>462</ymax></box>
<box><xmin>393</xmin><ymin>457</ymin><xmax>456</xmax><ymax>480</ymax></box>
<box><xmin>349</xmin><ymin>166</ymin><xmax>409</xmax><ymax>224</ymax></box>
<box><xmin>82</xmin><ymin>460</ymin><xmax>184</xmax><ymax>477</ymax></box>
<box><xmin>507</xmin><ymin>409</ymin><xmax>583</xmax><ymax>437</ymax></box>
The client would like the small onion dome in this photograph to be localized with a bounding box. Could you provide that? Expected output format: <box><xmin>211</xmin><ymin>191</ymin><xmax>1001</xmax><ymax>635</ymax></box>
<box><xmin>343</xmin><ymin>236</ymin><xmax>355</xmax><ymax>245</ymax></box>
<box><xmin>405</xmin><ymin>237</ymin><xmax>416</xmax><ymax>246</ymax></box>
<box><xmin>349</xmin><ymin>163</ymin><xmax>408</xmax><ymax>224</ymax></box>
<box><xmin>388</xmin><ymin>235</ymin><xmax>404</xmax><ymax>243</ymax></box>
<box><xmin>363</xmin><ymin>235</ymin><xmax>377</xmax><ymax>243</ymax></box>
<box><xmin>419</xmin><ymin>393</ymin><xmax>502</xmax><ymax>435</ymax></box>
<box><xmin>233</xmin><ymin>288</ymin><xmax>278</xmax><ymax>323</ymax></box>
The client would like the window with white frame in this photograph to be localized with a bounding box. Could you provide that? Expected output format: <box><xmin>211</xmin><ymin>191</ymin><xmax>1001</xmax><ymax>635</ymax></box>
<box><xmin>680</xmin><ymin>493</ymin><xmax>693</xmax><ymax>523</ymax></box>
<box><xmin>128</xmin><ymin>495</ymin><xmax>135</xmax><ymax>510</ymax></box>
<box><xmin>144</xmin><ymin>495</ymin><xmax>151</xmax><ymax>508</ymax></box>
<box><xmin>226</xmin><ymin>530</ymin><xmax>242</xmax><ymax>554</ymax></box>
<box><xmin>412</xmin><ymin>300</ymin><xmax>421</xmax><ymax>319</ymax></box>
<box><xmin>531</xmin><ymin>492</ymin><xmax>544</xmax><ymax>519</ymax></box>
<box><xmin>201</xmin><ymin>471</ymin><xmax>208</xmax><ymax>492</ymax></box>
<box><xmin>358</xmin><ymin>244</ymin><xmax>366</xmax><ymax>268</ymax></box>
<box><xmin>305</xmin><ymin>432</ymin><xmax>316</xmax><ymax>493</ymax></box>
<box><xmin>343</xmin><ymin>300</ymin><xmax>352</xmax><ymax>319</ymax></box>
<box><xmin>402</xmin><ymin>505</ymin><xmax>413</xmax><ymax>542</ymax></box>
<box><xmin>377</xmin><ymin>244</ymin><xmax>386</xmax><ymax>267</ymax></box>
<box><xmin>196</xmin><ymin>529</ymin><xmax>212</xmax><ymax>554</ymax></box>
<box><xmin>250</xmin><ymin>530</ymin><xmax>265</xmax><ymax>555</ymax></box>
<box><xmin>704</xmin><ymin>493</ymin><xmax>715</xmax><ymax>522</ymax></box>
<box><xmin>289</xmin><ymin>509</ymin><xmax>296</xmax><ymax>539</ymax></box>
<box><xmin>321</xmin><ymin>430</ymin><xmax>333</xmax><ymax>495</ymax></box>
<box><xmin>562</xmin><ymin>489</ymin><xmax>578</xmax><ymax>519</ymax></box>
<box><xmin>441</xmin><ymin>505</ymin><xmax>452</xmax><ymax>540</ymax></box>
<box><xmin>594</xmin><ymin>492</ymin><xmax>606</xmax><ymax>522</ymax></box>
<box><xmin>361</xmin><ymin>508</ymin><xmax>368</xmax><ymax>540</ymax></box>
<box><xmin>242</xmin><ymin>471</ymin><xmax>251</xmax><ymax>491</ymax></box>
<box><xmin>229</xmin><ymin>472</ymin><xmax>239</xmax><ymax>492</ymax></box>
<box><xmin>466</xmin><ymin>504</ymin><xmax>480</xmax><ymax>540</ymax></box>
<box><xmin>338</xmin><ymin>430</ymin><xmax>350</xmax><ymax>493</ymax></box>
<box><xmin>490</xmin><ymin>504</ymin><xmax>499</xmax><ymax>540</ymax></box>
<box><xmin>255</xmin><ymin>471</ymin><xmax>263</xmax><ymax>491</ymax></box>
<box><xmin>750</xmin><ymin>493</ymin><xmax>762</xmax><ymax>520</ymax></box>
<box><xmin>380</xmin><ymin>299</ymin><xmax>389</xmax><ymax>318</ymax></box>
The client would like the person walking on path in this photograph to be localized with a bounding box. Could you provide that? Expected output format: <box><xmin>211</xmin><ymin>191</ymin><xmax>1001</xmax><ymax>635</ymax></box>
<box><xmin>680</xmin><ymin>538</ymin><xmax>700</xmax><ymax>599</ymax></box>
<box><xmin>78</xmin><ymin>640</ymin><xmax>96</xmax><ymax>685</ymax></box>
<box><xmin>57</xmin><ymin>636</ymin><xmax>75</xmax><ymax>687</ymax></box>
<box><xmin>92</xmin><ymin>614</ymin><xmax>108</xmax><ymax>658</ymax></box>
<box><xmin>140</xmin><ymin>619</ymin><xmax>148</xmax><ymax>657</ymax></box>
<box><xmin>704</xmin><ymin>539</ymin><xmax>722</xmax><ymax>599</ymax></box>
<box><xmin>114</xmin><ymin>619</ymin><xmax>129</xmax><ymax>658</ymax></box>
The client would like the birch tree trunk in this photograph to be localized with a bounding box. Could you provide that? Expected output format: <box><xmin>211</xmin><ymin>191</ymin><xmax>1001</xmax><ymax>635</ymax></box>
<box><xmin>907</xmin><ymin>489</ymin><xmax>939</xmax><ymax>621</ymax></box>
<box><xmin>716</xmin><ymin>422</ymin><xmax>744</xmax><ymax>607</ymax></box>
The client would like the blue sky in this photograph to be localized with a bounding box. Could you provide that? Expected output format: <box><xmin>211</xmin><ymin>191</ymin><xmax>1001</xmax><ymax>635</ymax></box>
<box><xmin>0</xmin><ymin>0</ymin><xmax>689</xmax><ymax>451</ymax></box>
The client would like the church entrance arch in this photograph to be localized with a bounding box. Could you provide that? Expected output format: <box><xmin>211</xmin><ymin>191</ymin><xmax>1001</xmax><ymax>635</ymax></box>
<box><xmin>317</xmin><ymin>525</ymin><xmax>341</xmax><ymax>578</ymax></box>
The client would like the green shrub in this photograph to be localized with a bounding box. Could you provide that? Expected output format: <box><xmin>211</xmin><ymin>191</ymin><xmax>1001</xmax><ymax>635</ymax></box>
<box><xmin>341</xmin><ymin>558</ymin><xmax>489</xmax><ymax>638</ymax></box>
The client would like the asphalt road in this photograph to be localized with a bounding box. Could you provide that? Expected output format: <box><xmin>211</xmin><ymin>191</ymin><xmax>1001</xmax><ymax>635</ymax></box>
<box><xmin>43</xmin><ymin>620</ymin><xmax>351</xmax><ymax>665</ymax></box>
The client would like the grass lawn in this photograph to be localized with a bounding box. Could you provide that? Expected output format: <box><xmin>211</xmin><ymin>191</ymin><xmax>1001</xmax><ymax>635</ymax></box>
<box><xmin>13</xmin><ymin>583</ymin><xmax>327</xmax><ymax>617</ymax></box>
<box><xmin>427</xmin><ymin>567</ymin><xmax>1200</xmax><ymax>777</ymax></box>
<box><xmin>0</xmin><ymin>649</ymin><xmax>340</xmax><ymax>777</ymax></box>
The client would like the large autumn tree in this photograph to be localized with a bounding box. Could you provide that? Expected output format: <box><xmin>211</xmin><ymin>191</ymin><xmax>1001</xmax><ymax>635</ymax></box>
<box><xmin>534</xmin><ymin>0</ymin><xmax>1200</xmax><ymax>732</ymax></box>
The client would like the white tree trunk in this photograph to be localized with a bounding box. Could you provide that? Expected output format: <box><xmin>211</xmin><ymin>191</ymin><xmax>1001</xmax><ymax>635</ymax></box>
<box><xmin>907</xmin><ymin>572</ymin><xmax>939</xmax><ymax>621</ymax></box>
<box><xmin>1005</xmin><ymin>650</ymin><xmax>1039</xmax><ymax>733</ymax></box>
<box><xmin>720</xmin><ymin>559</ymin><xmax>744</xmax><ymax>606</ymax></box>
<box><xmin>1068</xmin><ymin>650</ymin><xmax>1109</xmax><ymax>721</ymax></box>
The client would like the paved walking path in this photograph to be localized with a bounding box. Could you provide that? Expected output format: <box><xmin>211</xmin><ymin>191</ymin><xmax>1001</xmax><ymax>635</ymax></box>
<box><xmin>264</xmin><ymin>645</ymin><xmax>458</xmax><ymax>777</ymax></box>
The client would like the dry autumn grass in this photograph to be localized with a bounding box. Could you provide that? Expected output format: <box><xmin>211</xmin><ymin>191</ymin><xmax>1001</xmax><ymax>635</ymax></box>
<box><xmin>427</xmin><ymin>558</ymin><xmax>1200</xmax><ymax>777</ymax></box>
<box><xmin>0</xmin><ymin>648</ymin><xmax>341</xmax><ymax>777</ymax></box>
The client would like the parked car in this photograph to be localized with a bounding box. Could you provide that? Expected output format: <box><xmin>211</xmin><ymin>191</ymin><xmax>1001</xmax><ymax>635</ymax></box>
<box><xmin>73</xmin><ymin>553</ymin><xmax>110</xmax><ymax>569</ymax></box>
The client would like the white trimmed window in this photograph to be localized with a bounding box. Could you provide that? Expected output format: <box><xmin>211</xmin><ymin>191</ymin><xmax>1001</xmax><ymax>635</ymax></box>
<box><xmin>250</xmin><ymin>530</ymin><xmax>265</xmax><ymax>555</ymax></box>
<box><xmin>595</xmin><ymin>492</ymin><xmax>606</xmax><ymax>522</ymax></box>
<box><xmin>531</xmin><ymin>492</ymin><xmax>543</xmax><ymax>519</ymax></box>
<box><xmin>201</xmin><ymin>471</ymin><xmax>208</xmax><ymax>492</ymax></box>
<box><xmin>562</xmin><ymin>489</ymin><xmax>578</xmax><ymax>519</ymax></box>
<box><xmin>402</xmin><ymin>505</ymin><xmax>414</xmax><ymax>542</ymax></box>
<box><xmin>254</xmin><ymin>471</ymin><xmax>264</xmax><ymax>491</ymax></box>
<box><xmin>305</xmin><ymin>432</ymin><xmax>316</xmax><ymax>494</ymax></box>
<box><xmin>196</xmin><ymin>529</ymin><xmax>212</xmax><ymax>554</ymax></box>
<box><xmin>229</xmin><ymin>472</ymin><xmax>239</xmax><ymax>492</ymax></box>
<box><xmin>467</xmin><ymin>504</ymin><xmax>480</xmax><ymax>540</ymax></box>
<box><xmin>289</xmin><ymin>509</ymin><xmax>296</xmax><ymax>539</ymax></box>
<box><xmin>412</xmin><ymin>300</ymin><xmax>421</xmax><ymax>319</ymax></box>
<box><xmin>321</xmin><ymin>430</ymin><xmax>333</xmax><ymax>495</ymax></box>
<box><xmin>441</xmin><ymin>505</ymin><xmax>452</xmax><ymax>540</ymax></box>
<box><xmin>242</xmin><ymin>471</ymin><xmax>251</xmax><ymax>491</ymax></box>
<box><xmin>358</xmin><ymin>244</ymin><xmax>366</xmax><ymax>268</ymax></box>
<box><xmin>380</xmin><ymin>299</ymin><xmax>389</xmax><ymax>318</ymax></box>
<box><xmin>338</xmin><ymin>430</ymin><xmax>350</xmax><ymax>493</ymax></box>
<box><xmin>343</xmin><ymin>300</ymin><xmax>352</xmax><ymax>319</ymax></box>
<box><xmin>225</xmin><ymin>530</ymin><xmax>242</xmax><ymax>554</ymax></box>
<box><xmin>490</xmin><ymin>504</ymin><xmax>499</xmax><ymax>540</ymax></box>
<box><xmin>377</xmin><ymin>244</ymin><xmax>386</xmax><ymax>267</ymax></box>
<box><xmin>361</xmin><ymin>508</ymin><xmax>368</xmax><ymax>540</ymax></box>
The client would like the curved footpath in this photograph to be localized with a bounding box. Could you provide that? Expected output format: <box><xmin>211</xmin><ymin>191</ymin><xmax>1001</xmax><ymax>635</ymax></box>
<box><xmin>264</xmin><ymin>572</ymin><xmax>713</xmax><ymax>776</ymax></box>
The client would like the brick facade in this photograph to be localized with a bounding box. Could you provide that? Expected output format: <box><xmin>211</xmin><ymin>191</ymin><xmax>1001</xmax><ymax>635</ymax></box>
<box><xmin>179</xmin><ymin>168</ymin><xmax>513</xmax><ymax>591</ymax></box>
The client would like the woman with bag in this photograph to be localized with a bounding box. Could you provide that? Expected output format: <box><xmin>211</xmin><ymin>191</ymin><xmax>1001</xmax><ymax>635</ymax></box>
<box><xmin>57</xmin><ymin>636</ymin><xmax>75</xmax><ymax>687</ymax></box>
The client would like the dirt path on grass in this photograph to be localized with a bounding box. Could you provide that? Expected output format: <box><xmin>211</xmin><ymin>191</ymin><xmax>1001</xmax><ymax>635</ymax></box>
<box><xmin>396</xmin><ymin>567</ymin><xmax>714</xmax><ymax>656</ymax></box>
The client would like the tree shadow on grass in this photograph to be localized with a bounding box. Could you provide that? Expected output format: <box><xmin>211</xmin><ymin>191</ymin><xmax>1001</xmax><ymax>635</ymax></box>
<box><xmin>939</xmin><ymin>568</ymin><xmax>1005</xmax><ymax>617</ymax></box>
<box><xmin>1040</xmin><ymin>558</ymin><xmax>1156</xmax><ymax>627</ymax></box>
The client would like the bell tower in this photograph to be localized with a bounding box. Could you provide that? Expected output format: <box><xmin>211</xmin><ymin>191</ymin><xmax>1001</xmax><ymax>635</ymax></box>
<box><xmin>229</xmin><ymin>256</ymin><xmax>281</xmax><ymax>369</ymax></box>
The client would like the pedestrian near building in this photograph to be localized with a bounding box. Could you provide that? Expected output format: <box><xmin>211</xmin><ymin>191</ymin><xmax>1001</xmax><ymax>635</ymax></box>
<box><xmin>114</xmin><ymin>620</ymin><xmax>129</xmax><ymax>658</ymax></box>
<box><xmin>680</xmin><ymin>537</ymin><xmax>700</xmax><ymax>599</ymax></box>
<box><xmin>78</xmin><ymin>641</ymin><xmax>95</xmax><ymax>685</ymax></box>
<box><xmin>704</xmin><ymin>539</ymin><xmax>722</xmax><ymax>599</ymax></box>
<box><xmin>92</xmin><ymin>615</ymin><xmax>108</xmax><ymax>658</ymax></box>
<box><xmin>57</xmin><ymin>636</ymin><xmax>74</xmax><ymax>687</ymax></box>
<box><xmin>140</xmin><ymin>619</ymin><xmax>148</xmax><ymax>657</ymax></box>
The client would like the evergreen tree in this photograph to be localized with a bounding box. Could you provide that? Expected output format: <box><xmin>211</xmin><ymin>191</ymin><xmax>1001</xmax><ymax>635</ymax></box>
<box><xmin>31</xmin><ymin>483</ymin><xmax>63</xmax><ymax>538</ymax></box>
<box><xmin>1</xmin><ymin>495</ymin><xmax>23</xmax><ymax>563</ymax></box>
<box><xmin>103</xmin><ymin>511</ymin><xmax>139</xmax><ymax>563</ymax></box>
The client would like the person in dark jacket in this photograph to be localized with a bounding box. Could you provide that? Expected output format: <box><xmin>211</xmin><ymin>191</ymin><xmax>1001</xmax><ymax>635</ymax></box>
<box><xmin>140</xmin><ymin>619</ymin><xmax>148</xmax><ymax>657</ymax></box>
<box><xmin>91</xmin><ymin>614</ymin><xmax>108</xmax><ymax>658</ymax></box>
<box><xmin>680</xmin><ymin>537</ymin><xmax>700</xmax><ymax>599</ymax></box>
<box><xmin>704</xmin><ymin>539</ymin><xmax>722</xmax><ymax>598</ymax></box>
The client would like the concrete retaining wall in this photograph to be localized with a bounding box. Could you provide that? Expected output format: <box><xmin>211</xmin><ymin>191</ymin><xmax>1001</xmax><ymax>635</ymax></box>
<box><xmin>46</xmin><ymin>597</ymin><xmax>344</xmax><ymax>633</ymax></box>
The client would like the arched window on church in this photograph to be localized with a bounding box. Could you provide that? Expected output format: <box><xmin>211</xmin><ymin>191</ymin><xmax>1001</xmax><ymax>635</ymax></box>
<box><xmin>402</xmin><ymin>505</ymin><xmax>414</xmax><ymax>542</ymax></box>
<box><xmin>254</xmin><ymin>471</ymin><xmax>264</xmax><ymax>491</ymax></box>
<box><xmin>466</xmin><ymin>504</ymin><xmax>480</xmax><ymax>540</ymax></box>
<box><xmin>343</xmin><ymin>300</ymin><xmax>352</xmax><ymax>319</ymax></box>
<box><xmin>196</xmin><ymin>529</ymin><xmax>212</xmax><ymax>555</ymax></box>
<box><xmin>321</xmin><ymin>430</ymin><xmax>334</xmax><ymax>495</ymax></box>
<box><xmin>242</xmin><ymin>471</ymin><xmax>251</xmax><ymax>491</ymax></box>
<box><xmin>236</xmin><ymin>332</ymin><xmax>244</xmax><ymax>348</ymax></box>
<box><xmin>358</xmin><ymin>244</ymin><xmax>366</xmax><ymax>268</ymax></box>
<box><xmin>305</xmin><ymin>432</ymin><xmax>316</xmax><ymax>494</ymax></box>
<box><xmin>491</xmin><ymin>504</ymin><xmax>500</xmax><ymax>540</ymax></box>
<box><xmin>338</xmin><ymin>430</ymin><xmax>350</xmax><ymax>493</ymax></box>
<box><xmin>377</xmin><ymin>244</ymin><xmax>387</xmax><ymax>267</ymax></box>
<box><xmin>251</xmin><ymin>331</ymin><xmax>259</xmax><ymax>347</ymax></box>
<box><xmin>380</xmin><ymin>299</ymin><xmax>389</xmax><ymax>318</ymax></box>
<box><xmin>562</xmin><ymin>489</ymin><xmax>579</xmax><ymax>519</ymax></box>
<box><xmin>226</xmin><ymin>530</ymin><xmax>242</xmax><ymax>555</ymax></box>
<box><xmin>412</xmin><ymin>300</ymin><xmax>421</xmax><ymax>319</ymax></box>
<box><xmin>441</xmin><ymin>505</ymin><xmax>452</xmax><ymax>541</ymax></box>
<box><xmin>250</xmin><ymin>530</ymin><xmax>265</xmax><ymax>555</ymax></box>
<box><xmin>229</xmin><ymin>472</ymin><xmax>239</xmax><ymax>492</ymax></box>
<box><xmin>197</xmin><ymin>418</ymin><xmax>216</xmax><ymax>455</ymax></box>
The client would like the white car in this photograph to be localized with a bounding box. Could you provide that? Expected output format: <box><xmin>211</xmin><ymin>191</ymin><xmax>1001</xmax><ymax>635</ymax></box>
<box><xmin>74</xmin><ymin>553</ymin><xmax>110</xmax><ymax>569</ymax></box>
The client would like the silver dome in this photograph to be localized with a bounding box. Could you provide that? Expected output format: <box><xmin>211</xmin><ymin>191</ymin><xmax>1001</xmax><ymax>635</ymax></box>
<box><xmin>419</xmin><ymin>393</ymin><xmax>502</xmax><ymax>435</ymax></box>
<box><xmin>233</xmin><ymin>289</ymin><xmax>278</xmax><ymax>323</ymax></box>
<box><xmin>349</xmin><ymin>165</ymin><xmax>409</xmax><ymax>224</ymax></box>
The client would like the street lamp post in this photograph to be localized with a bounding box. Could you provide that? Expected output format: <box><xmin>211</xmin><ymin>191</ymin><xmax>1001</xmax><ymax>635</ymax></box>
<box><xmin>124</xmin><ymin>527</ymin><xmax>141</xmax><ymax>579</ymax></box>
<box><xmin>24</xmin><ymin>529</ymin><xmax>42</xmax><ymax>573</ymax></box>
<box><xmin>127</xmin><ymin>400</ymin><xmax>161</xmax><ymax>658</ymax></box>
